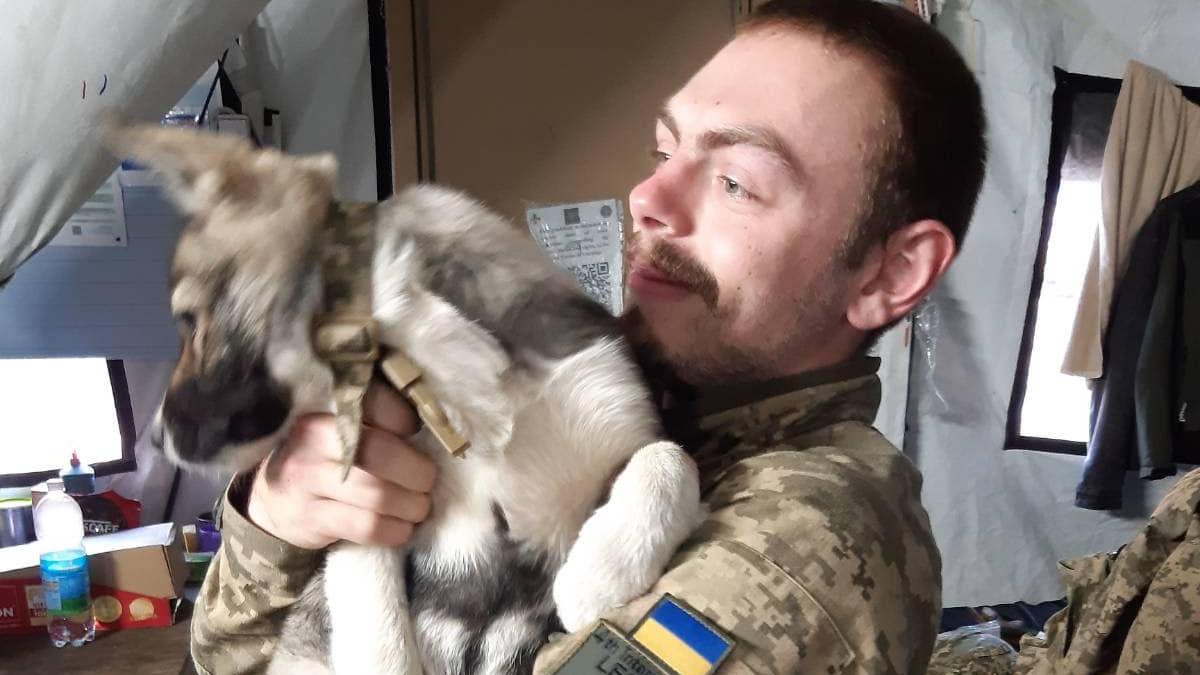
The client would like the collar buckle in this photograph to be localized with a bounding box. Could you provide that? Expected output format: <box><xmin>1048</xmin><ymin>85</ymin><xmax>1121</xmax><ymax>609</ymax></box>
<box><xmin>313</xmin><ymin>317</ymin><xmax>379</xmax><ymax>363</ymax></box>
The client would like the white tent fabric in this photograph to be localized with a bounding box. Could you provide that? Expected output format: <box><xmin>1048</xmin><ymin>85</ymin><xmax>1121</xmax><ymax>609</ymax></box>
<box><xmin>0</xmin><ymin>1</ymin><xmax>269</xmax><ymax>287</ymax></box>
<box><xmin>914</xmin><ymin>0</ymin><xmax>1200</xmax><ymax>606</ymax></box>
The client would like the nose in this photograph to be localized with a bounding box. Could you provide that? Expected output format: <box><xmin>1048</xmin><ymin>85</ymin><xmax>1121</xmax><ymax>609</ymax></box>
<box><xmin>629</xmin><ymin>159</ymin><xmax>695</xmax><ymax>238</ymax></box>
<box><xmin>162</xmin><ymin>365</ymin><xmax>291</xmax><ymax>462</ymax></box>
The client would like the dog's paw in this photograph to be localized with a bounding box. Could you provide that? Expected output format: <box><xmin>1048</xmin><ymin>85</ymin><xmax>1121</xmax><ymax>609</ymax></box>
<box><xmin>553</xmin><ymin>441</ymin><xmax>705</xmax><ymax>632</ymax></box>
<box><xmin>553</xmin><ymin>543</ymin><xmax>631</xmax><ymax>632</ymax></box>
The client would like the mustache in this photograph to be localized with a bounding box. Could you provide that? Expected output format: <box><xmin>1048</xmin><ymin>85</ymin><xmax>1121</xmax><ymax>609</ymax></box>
<box><xmin>628</xmin><ymin>233</ymin><xmax>720</xmax><ymax>309</ymax></box>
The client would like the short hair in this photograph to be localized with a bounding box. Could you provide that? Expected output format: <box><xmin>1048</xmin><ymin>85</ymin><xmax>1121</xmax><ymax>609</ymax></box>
<box><xmin>743</xmin><ymin>0</ymin><xmax>987</xmax><ymax>265</ymax></box>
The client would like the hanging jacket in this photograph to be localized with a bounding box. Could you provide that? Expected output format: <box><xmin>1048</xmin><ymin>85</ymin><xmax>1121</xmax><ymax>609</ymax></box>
<box><xmin>1077</xmin><ymin>182</ymin><xmax>1200</xmax><ymax>510</ymax></box>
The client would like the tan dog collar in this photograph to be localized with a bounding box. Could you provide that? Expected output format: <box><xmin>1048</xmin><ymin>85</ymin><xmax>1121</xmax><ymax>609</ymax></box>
<box><xmin>314</xmin><ymin>203</ymin><xmax>468</xmax><ymax>478</ymax></box>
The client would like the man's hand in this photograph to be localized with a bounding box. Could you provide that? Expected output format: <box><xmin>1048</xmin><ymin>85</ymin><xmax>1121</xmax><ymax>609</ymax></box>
<box><xmin>246</xmin><ymin>380</ymin><xmax>438</xmax><ymax>550</ymax></box>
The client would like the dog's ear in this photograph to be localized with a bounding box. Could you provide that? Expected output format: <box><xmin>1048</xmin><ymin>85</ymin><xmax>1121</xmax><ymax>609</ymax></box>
<box><xmin>102</xmin><ymin>122</ymin><xmax>260</xmax><ymax>214</ymax></box>
<box><xmin>102</xmin><ymin>122</ymin><xmax>339</xmax><ymax>215</ymax></box>
<box><xmin>299</xmin><ymin>153</ymin><xmax>338</xmax><ymax>189</ymax></box>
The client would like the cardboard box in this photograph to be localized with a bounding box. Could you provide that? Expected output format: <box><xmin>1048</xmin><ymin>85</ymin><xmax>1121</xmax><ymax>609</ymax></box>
<box><xmin>0</xmin><ymin>523</ymin><xmax>187</xmax><ymax>634</ymax></box>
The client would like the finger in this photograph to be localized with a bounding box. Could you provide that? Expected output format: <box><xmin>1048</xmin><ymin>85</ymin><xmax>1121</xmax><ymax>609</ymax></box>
<box><xmin>314</xmin><ymin>499</ymin><xmax>415</xmax><ymax>547</ymax></box>
<box><xmin>356</xmin><ymin>425</ymin><xmax>438</xmax><ymax>493</ymax></box>
<box><xmin>363</xmin><ymin>378</ymin><xmax>419</xmax><ymax>436</ymax></box>
<box><xmin>280</xmin><ymin>413</ymin><xmax>342</xmax><ymax>464</ymax></box>
<box><xmin>313</xmin><ymin>462</ymin><xmax>433</xmax><ymax>523</ymax></box>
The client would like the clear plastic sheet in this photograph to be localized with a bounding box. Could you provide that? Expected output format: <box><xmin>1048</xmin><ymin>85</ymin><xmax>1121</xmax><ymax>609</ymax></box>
<box><xmin>928</xmin><ymin>621</ymin><xmax>1018</xmax><ymax>675</ymax></box>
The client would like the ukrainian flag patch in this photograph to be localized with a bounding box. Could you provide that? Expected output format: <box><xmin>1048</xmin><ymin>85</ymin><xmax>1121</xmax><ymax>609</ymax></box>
<box><xmin>630</xmin><ymin>595</ymin><xmax>734</xmax><ymax>675</ymax></box>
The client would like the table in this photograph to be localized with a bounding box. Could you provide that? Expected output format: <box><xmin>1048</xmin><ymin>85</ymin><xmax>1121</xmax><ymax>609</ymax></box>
<box><xmin>0</xmin><ymin>601</ymin><xmax>196</xmax><ymax>675</ymax></box>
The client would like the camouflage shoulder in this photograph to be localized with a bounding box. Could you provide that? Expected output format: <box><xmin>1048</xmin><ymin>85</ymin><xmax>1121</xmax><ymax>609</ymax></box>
<box><xmin>535</xmin><ymin>536</ymin><xmax>861</xmax><ymax>674</ymax></box>
<box><xmin>698</xmin><ymin>435</ymin><xmax>942</xmax><ymax>674</ymax></box>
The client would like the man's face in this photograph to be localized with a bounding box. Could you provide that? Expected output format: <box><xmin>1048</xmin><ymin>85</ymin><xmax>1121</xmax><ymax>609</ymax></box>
<box><xmin>625</xmin><ymin>27</ymin><xmax>891</xmax><ymax>385</ymax></box>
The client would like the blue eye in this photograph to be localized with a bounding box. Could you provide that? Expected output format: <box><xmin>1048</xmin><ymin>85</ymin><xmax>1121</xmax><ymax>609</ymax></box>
<box><xmin>720</xmin><ymin>175</ymin><xmax>748</xmax><ymax>199</ymax></box>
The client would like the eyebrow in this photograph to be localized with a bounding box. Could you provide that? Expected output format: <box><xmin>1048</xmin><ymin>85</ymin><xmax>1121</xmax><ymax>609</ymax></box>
<box><xmin>657</xmin><ymin>108</ymin><xmax>681</xmax><ymax>140</ymax></box>
<box><xmin>656</xmin><ymin>108</ymin><xmax>804</xmax><ymax>182</ymax></box>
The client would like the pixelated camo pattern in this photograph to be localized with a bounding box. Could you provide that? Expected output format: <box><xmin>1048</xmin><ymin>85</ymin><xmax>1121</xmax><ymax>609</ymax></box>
<box><xmin>1015</xmin><ymin>467</ymin><xmax>1200</xmax><ymax>675</ymax></box>
<box><xmin>535</xmin><ymin>368</ymin><xmax>944</xmax><ymax>674</ymax></box>
<box><xmin>313</xmin><ymin>202</ymin><xmax>378</xmax><ymax>474</ymax></box>
<box><xmin>192</xmin><ymin>362</ymin><xmax>946</xmax><ymax>674</ymax></box>
<box><xmin>191</xmin><ymin>476</ymin><xmax>324</xmax><ymax>675</ymax></box>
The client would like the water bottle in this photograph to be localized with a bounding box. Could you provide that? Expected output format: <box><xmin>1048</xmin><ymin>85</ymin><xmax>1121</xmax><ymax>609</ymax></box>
<box><xmin>34</xmin><ymin>479</ymin><xmax>95</xmax><ymax>647</ymax></box>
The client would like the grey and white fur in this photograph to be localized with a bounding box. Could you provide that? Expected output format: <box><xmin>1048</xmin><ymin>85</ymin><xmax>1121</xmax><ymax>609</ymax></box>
<box><xmin>113</xmin><ymin>125</ymin><xmax>703</xmax><ymax>675</ymax></box>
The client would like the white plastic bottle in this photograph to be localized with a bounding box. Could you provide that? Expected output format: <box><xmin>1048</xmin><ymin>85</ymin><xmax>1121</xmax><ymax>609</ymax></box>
<box><xmin>33</xmin><ymin>479</ymin><xmax>95</xmax><ymax>647</ymax></box>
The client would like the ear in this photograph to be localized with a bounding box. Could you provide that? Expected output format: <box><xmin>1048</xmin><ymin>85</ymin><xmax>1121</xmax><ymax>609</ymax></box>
<box><xmin>846</xmin><ymin>219</ymin><xmax>956</xmax><ymax>331</ymax></box>
<box><xmin>101</xmin><ymin>122</ymin><xmax>260</xmax><ymax>214</ymax></box>
<box><xmin>300</xmin><ymin>153</ymin><xmax>339</xmax><ymax>188</ymax></box>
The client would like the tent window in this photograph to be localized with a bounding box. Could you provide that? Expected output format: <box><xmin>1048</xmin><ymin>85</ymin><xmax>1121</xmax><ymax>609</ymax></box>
<box><xmin>1007</xmin><ymin>69</ymin><xmax>1200</xmax><ymax>455</ymax></box>
<box><xmin>0</xmin><ymin>358</ymin><xmax>136</xmax><ymax>487</ymax></box>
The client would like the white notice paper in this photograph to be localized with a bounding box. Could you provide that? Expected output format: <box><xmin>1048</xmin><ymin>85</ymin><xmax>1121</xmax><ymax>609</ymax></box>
<box><xmin>526</xmin><ymin>199</ymin><xmax>625</xmax><ymax>316</ymax></box>
<box><xmin>49</xmin><ymin>172</ymin><xmax>128</xmax><ymax>247</ymax></box>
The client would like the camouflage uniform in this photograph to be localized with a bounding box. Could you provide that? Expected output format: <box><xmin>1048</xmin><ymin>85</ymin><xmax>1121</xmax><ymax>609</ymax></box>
<box><xmin>191</xmin><ymin>357</ymin><xmax>943</xmax><ymax>674</ymax></box>
<box><xmin>1014</xmin><ymin>467</ymin><xmax>1200</xmax><ymax>675</ymax></box>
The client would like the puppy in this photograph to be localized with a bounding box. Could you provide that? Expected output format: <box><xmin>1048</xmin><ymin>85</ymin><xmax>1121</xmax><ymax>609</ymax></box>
<box><xmin>113</xmin><ymin>125</ymin><xmax>703</xmax><ymax>675</ymax></box>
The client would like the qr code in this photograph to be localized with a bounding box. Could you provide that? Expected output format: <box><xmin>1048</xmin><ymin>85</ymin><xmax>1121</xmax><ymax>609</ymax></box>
<box><xmin>567</xmin><ymin>262</ymin><xmax>611</xmax><ymax>306</ymax></box>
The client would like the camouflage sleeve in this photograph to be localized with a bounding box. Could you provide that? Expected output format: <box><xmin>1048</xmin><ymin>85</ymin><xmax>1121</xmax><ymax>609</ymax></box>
<box><xmin>534</xmin><ymin>537</ymin><xmax>860</xmax><ymax>674</ymax></box>
<box><xmin>190</xmin><ymin>473</ymin><xmax>323</xmax><ymax>675</ymax></box>
<box><xmin>1015</xmin><ymin>467</ymin><xmax>1200</xmax><ymax>674</ymax></box>
<box><xmin>534</xmin><ymin>444</ymin><xmax>942</xmax><ymax>674</ymax></box>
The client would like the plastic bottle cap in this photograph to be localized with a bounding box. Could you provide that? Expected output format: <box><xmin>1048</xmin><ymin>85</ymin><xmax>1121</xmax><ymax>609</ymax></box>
<box><xmin>70</xmin><ymin>452</ymin><xmax>81</xmax><ymax>468</ymax></box>
<box><xmin>46</xmin><ymin>478</ymin><xmax>65</xmax><ymax>493</ymax></box>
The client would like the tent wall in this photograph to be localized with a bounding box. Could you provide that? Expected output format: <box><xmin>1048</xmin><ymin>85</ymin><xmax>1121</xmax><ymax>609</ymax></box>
<box><xmin>241</xmin><ymin>0</ymin><xmax>378</xmax><ymax>204</ymax></box>
<box><xmin>0</xmin><ymin>1</ymin><xmax>270</xmax><ymax>287</ymax></box>
<box><xmin>95</xmin><ymin>0</ymin><xmax>378</xmax><ymax>524</ymax></box>
<box><xmin>913</xmin><ymin>0</ymin><xmax>1200</xmax><ymax>607</ymax></box>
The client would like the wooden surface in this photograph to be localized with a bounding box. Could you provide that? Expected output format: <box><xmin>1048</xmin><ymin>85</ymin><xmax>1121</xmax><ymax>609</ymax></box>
<box><xmin>0</xmin><ymin>603</ymin><xmax>194</xmax><ymax>675</ymax></box>
<box><xmin>385</xmin><ymin>0</ymin><xmax>421</xmax><ymax>187</ymax></box>
<box><xmin>422</xmin><ymin>0</ymin><xmax>736</xmax><ymax>225</ymax></box>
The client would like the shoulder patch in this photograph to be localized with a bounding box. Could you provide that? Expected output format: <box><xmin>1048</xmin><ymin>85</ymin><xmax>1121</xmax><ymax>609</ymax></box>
<box><xmin>630</xmin><ymin>595</ymin><xmax>735</xmax><ymax>675</ymax></box>
<box><xmin>554</xmin><ymin>596</ymin><xmax>735</xmax><ymax>675</ymax></box>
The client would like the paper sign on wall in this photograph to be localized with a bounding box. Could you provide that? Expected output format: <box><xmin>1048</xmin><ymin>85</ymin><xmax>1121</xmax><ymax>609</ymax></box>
<box><xmin>48</xmin><ymin>172</ymin><xmax>127</xmax><ymax>248</ymax></box>
<box><xmin>526</xmin><ymin>199</ymin><xmax>625</xmax><ymax>316</ymax></box>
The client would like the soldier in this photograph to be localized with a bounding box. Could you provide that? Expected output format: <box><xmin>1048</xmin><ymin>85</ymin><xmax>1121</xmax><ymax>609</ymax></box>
<box><xmin>191</xmin><ymin>1</ymin><xmax>986</xmax><ymax>673</ymax></box>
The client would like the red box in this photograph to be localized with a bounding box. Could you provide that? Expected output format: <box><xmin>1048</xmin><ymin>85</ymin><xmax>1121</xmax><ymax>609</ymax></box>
<box><xmin>0</xmin><ymin>523</ymin><xmax>187</xmax><ymax>634</ymax></box>
<box><xmin>90</xmin><ymin>584</ymin><xmax>176</xmax><ymax>630</ymax></box>
<box><xmin>0</xmin><ymin>579</ymin><xmax>43</xmax><ymax>633</ymax></box>
<box><xmin>0</xmin><ymin>579</ymin><xmax>177</xmax><ymax>634</ymax></box>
